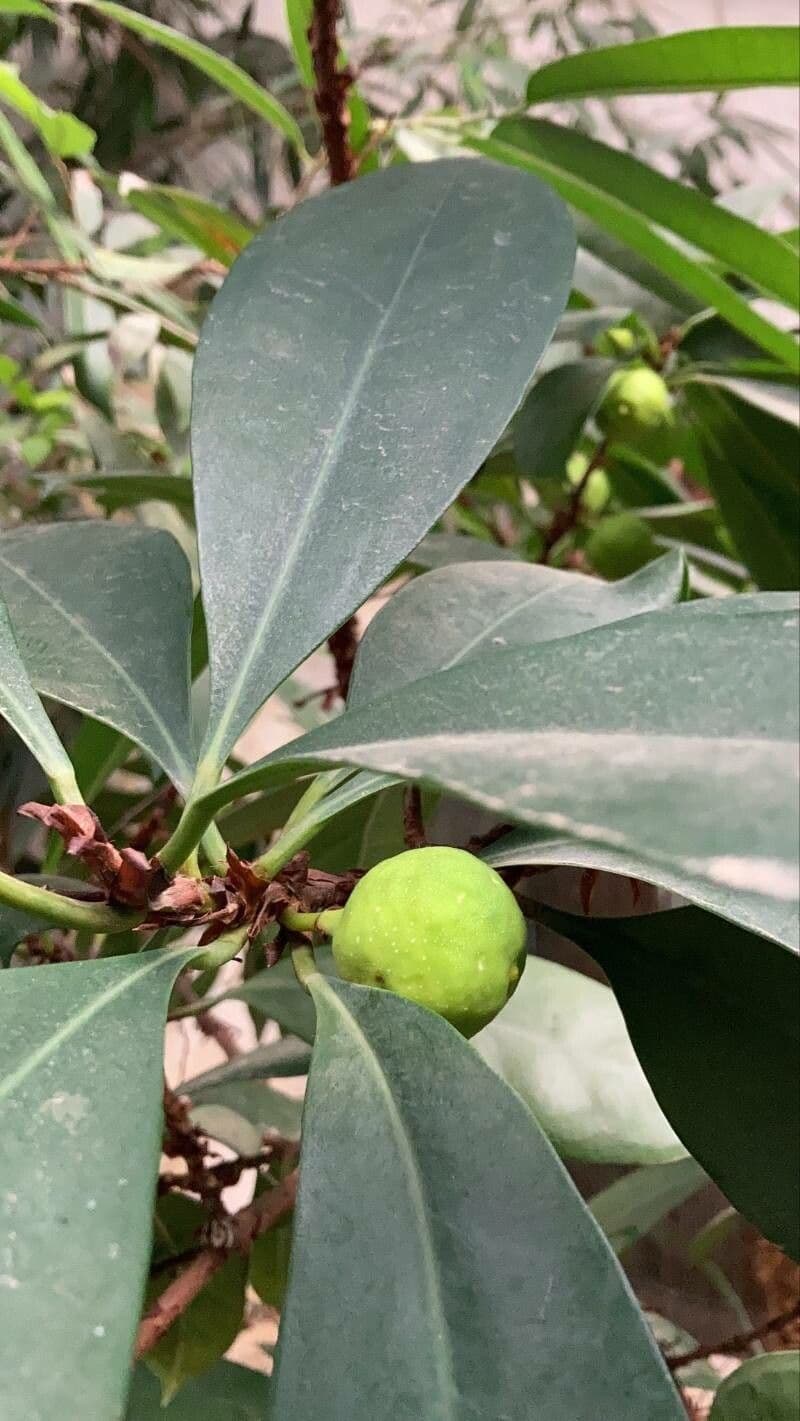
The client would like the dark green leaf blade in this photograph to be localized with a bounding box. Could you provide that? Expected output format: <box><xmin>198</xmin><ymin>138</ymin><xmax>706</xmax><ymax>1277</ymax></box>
<box><xmin>0</xmin><ymin>950</ymin><xmax>195</xmax><ymax>1420</ymax></box>
<box><xmin>709</xmin><ymin>1351</ymin><xmax>800</xmax><ymax>1420</ymax></box>
<box><xmin>349</xmin><ymin>551</ymin><xmax>686</xmax><ymax>706</ymax></box>
<box><xmin>127</xmin><ymin>1360</ymin><xmax>267</xmax><ymax>1420</ymax></box>
<box><xmin>271</xmin><ymin>974</ymin><xmax>685</xmax><ymax>1419</ymax></box>
<box><xmin>206</xmin><ymin>600</ymin><xmax>799</xmax><ymax>937</ymax></box>
<box><xmin>0</xmin><ymin>594</ymin><xmax>79</xmax><ymax>802</ymax></box>
<box><xmin>536</xmin><ymin>905</ymin><xmax>800</xmax><ymax>1258</ymax></box>
<box><xmin>526</xmin><ymin>27</ymin><xmax>800</xmax><ymax>102</ymax></box>
<box><xmin>482</xmin><ymin>826</ymin><xmax>799</xmax><ymax>951</ymax></box>
<box><xmin>685</xmin><ymin>383</ymin><xmax>800</xmax><ymax>589</ymax></box>
<box><xmin>514</xmin><ymin>358</ymin><xmax>613</xmax><ymax>478</ymax></box>
<box><xmin>0</xmin><ymin>523</ymin><xmax>195</xmax><ymax>789</ymax></box>
<box><xmin>191</xmin><ymin>158</ymin><xmax>575</xmax><ymax>782</ymax></box>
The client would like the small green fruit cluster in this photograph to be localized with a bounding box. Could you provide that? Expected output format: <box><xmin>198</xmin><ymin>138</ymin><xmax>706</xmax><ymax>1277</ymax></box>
<box><xmin>331</xmin><ymin>846</ymin><xmax>526</xmax><ymax>1037</ymax></box>
<box><xmin>597</xmin><ymin>365</ymin><xmax>672</xmax><ymax>442</ymax></box>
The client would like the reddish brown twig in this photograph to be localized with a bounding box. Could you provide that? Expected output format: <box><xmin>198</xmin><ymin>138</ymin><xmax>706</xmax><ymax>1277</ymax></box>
<box><xmin>327</xmin><ymin>616</ymin><xmax>360</xmax><ymax>702</ymax></box>
<box><xmin>135</xmin><ymin>1169</ymin><xmax>299</xmax><ymax>1357</ymax></box>
<box><xmin>667</xmin><ymin>1300</ymin><xmax>800</xmax><ymax>1371</ymax></box>
<box><xmin>539</xmin><ymin>437</ymin><xmax>608</xmax><ymax>563</ymax></box>
<box><xmin>309</xmin><ymin>0</ymin><xmax>355</xmax><ymax>186</ymax></box>
<box><xmin>402</xmin><ymin>785</ymin><xmax>427</xmax><ymax>849</ymax></box>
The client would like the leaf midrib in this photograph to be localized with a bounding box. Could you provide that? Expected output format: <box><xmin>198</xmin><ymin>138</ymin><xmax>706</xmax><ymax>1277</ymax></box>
<box><xmin>0</xmin><ymin>953</ymin><xmax>183</xmax><ymax>1103</ymax></box>
<box><xmin>200</xmin><ymin>174</ymin><xmax>462</xmax><ymax>774</ymax></box>
<box><xmin>315</xmin><ymin>977</ymin><xmax>459</xmax><ymax>1418</ymax></box>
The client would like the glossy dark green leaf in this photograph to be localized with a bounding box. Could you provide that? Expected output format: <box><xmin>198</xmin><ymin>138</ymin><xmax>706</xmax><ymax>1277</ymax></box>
<box><xmin>127</xmin><ymin>1360</ymin><xmax>267</xmax><ymax>1420</ymax></box>
<box><xmin>0</xmin><ymin>523</ymin><xmax>195</xmax><ymax>789</ymax></box>
<box><xmin>271</xmin><ymin>972</ymin><xmax>684</xmax><ymax>1419</ymax></box>
<box><xmin>473</xmin><ymin>956</ymin><xmax>685</xmax><ymax>1163</ymax></box>
<box><xmin>471</xmin><ymin>123</ymin><xmax>798</xmax><ymax>370</ymax></box>
<box><xmin>526</xmin><ymin>27</ymin><xmax>800</xmax><ymax>101</ymax></box>
<box><xmin>191</xmin><ymin>158</ymin><xmax>575</xmax><ymax>783</ymax></box>
<box><xmin>0</xmin><ymin>902</ymin><xmax>46</xmax><ymax>965</ymax></box>
<box><xmin>590</xmin><ymin>1158</ymin><xmax>708</xmax><ymax>1255</ymax></box>
<box><xmin>0</xmin><ymin>950</ymin><xmax>195</xmax><ymax>1420</ymax></box>
<box><xmin>349</xmin><ymin>552</ymin><xmax>686</xmax><ymax>705</ymax></box>
<box><xmin>55</xmin><ymin>470</ymin><xmax>195</xmax><ymax>514</ymax></box>
<box><xmin>685</xmin><ymin>383</ymin><xmax>800</xmax><ymax>589</ymax></box>
<box><xmin>514</xmin><ymin>359</ymin><xmax>613</xmax><ymax>478</ymax></box>
<box><xmin>0</xmin><ymin>593</ymin><xmax>79</xmax><ymax>801</ymax></box>
<box><xmin>146</xmin><ymin>1194</ymin><xmax>247</xmax><ymax>1404</ymax></box>
<box><xmin>207</xmin><ymin>955</ymin><xmax>318</xmax><ymax>1043</ymax></box>
<box><xmin>536</xmin><ymin>905</ymin><xmax>800</xmax><ymax>1257</ymax></box>
<box><xmin>204</xmin><ymin>601</ymin><xmax>799</xmax><ymax>936</ymax></box>
<box><xmin>249</xmin><ymin>1154</ymin><xmax>296</xmax><ymax>1311</ymax></box>
<box><xmin>503</xmin><ymin>120</ymin><xmax>797</xmax><ymax>310</ymax></box>
<box><xmin>482</xmin><ymin>825</ymin><xmax>798</xmax><ymax>951</ymax></box>
<box><xmin>709</xmin><ymin>1352</ymin><xmax>800</xmax><ymax>1420</ymax></box>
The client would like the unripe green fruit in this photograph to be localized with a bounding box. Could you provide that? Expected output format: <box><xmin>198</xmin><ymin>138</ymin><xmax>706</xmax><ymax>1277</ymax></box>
<box><xmin>332</xmin><ymin>846</ymin><xmax>527</xmax><ymax>1037</ymax></box>
<box><xmin>597</xmin><ymin>365</ymin><xmax>672</xmax><ymax>442</ymax></box>
<box><xmin>594</xmin><ymin>325</ymin><xmax>636</xmax><ymax>357</ymax></box>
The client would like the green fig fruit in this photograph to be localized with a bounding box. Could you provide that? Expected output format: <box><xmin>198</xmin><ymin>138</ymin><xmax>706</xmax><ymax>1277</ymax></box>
<box><xmin>594</xmin><ymin>325</ymin><xmax>637</xmax><ymax>357</ymax></box>
<box><xmin>597</xmin><ymin>365</ymin><xmax>672</xmax><ymax>442</ymax></box>
<box><xmin>331</xmin><ymin>846</ymin><xmax>527</xmax><ymax>1037</ymax></box>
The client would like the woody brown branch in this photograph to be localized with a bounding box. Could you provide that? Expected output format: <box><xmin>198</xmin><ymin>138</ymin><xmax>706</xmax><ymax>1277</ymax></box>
<box><xmin>667</xmin><ymin>1299</ymin><xmax>800</xmax><ymax>1371</ymax></box>
<box><xmin>135</xmin><ymin>1169</ymin><xmax>299</xmax><ymax>1357</ymax></box>
<box><xmin>309</xmin><ymin>0</ymin><xmax>355</xmax><ymax>186</ymax></box>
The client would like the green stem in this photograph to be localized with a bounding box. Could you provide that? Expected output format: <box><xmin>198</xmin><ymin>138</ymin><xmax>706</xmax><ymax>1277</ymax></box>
<box><xmin>281</xmin><ymin>906</ymin><xmax>343</xmax><ymax>936</ymax></box>
<box><xmin>202</xmin><ymin>822</ymin><xmax>229</xmax><ymax>873</ymax></box>
<box><xmin>157</xmin><ymin>797</ymin><xmax>215</xmax><ymax>877</ymax></box>
<box><xmin>281</xmin><ymin>768</ymin><xmax>352</xmax><ymax>834</ymax></box>
<box><xmin>0</xmin><ymin>868</ymin><xmax>140</xmax><ymax>933</ymax></box>
<box><xmin>291</xmin><ymin>940</ymin><xmax>319</xmax><ymax>989</ymax></box>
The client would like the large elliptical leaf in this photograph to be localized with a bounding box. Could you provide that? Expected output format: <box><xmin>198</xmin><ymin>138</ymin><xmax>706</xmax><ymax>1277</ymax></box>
<box><xmin>0</xmin><ymin>523</ymin><xmax>195</xmax><ymax>790</ymax></box>
<box><xmin>473</xmin><ymin>956</ymin><xmax>685</xmax><ymax>1164</ymax></box>
<box><xmin>190</xmin><ymin>158</ymin><xmax>575</xmax><ymax>785</ymax></box>
<box><xmin>0</xmin><ymin>950</ymin><xmax>196</xmax><ymax>1420</ymax></box>
<box><xmin>0</xmin><ymin>594</ymin><xmax>79</xmax><ymax>802</ymax></box>
<box><xmin>270</xmin><ymin>973</ymin><xmax>685</xmax><ymax>1419</ymax></box>
<box><xmin>193</xmin><ymin>600</ymin><xmax>799</xmax><ymax>939</ymax></box>
<box><xmin>536</xmin><ymin>905</ymin><xmax>800</xmax><ymax>1258</ymax></box>
<box><xmin>348</xmin><ymin>551</ymin><xmax>686</xmax><ymax>705</ymax></box>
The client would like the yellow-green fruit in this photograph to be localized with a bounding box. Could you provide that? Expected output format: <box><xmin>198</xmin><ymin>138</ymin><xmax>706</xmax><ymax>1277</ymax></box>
<box><xmin>598</xmin><ymin>365</ymin><xmax>672</xmax><ymax>441</ymax></box>
<box><xmin>331</xmin><ymin>846</ymin><xmax>526</xmax><ymax>1037</ymax></box>
<box><xmin>594</xmin><ymin>325</ymin><xmax>637</xmax><ymax>357</ymax></box>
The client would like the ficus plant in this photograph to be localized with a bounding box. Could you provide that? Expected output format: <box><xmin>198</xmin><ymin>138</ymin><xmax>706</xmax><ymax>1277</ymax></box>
<box><xmin>0</xmin><ymin>9</ymin><xmax>799</xmax><ymax>1421</ymax></box>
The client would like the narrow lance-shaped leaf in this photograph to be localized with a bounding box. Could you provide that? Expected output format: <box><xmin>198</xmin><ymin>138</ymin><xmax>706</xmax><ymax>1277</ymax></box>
<box><xmin>190</xmin><ymin>158</ymin><xmax>575</xmax><ymax>784</ymax></box>
<box><xmin>0</xmin><ymin>524</ymin><xmax>195</xmax><ymax>790</ymax></box>
<box><xmin>536</xmin><ymin>904</ymin><xmax>800</xmax><ymax>1259</ymax></box>
<box><xmin>0</xmin><ymin>61</ymin><xmax>95</xmax><ymax>157</ymax></box>
<box><xmin>0</xmin><ymin>594</ymin><xmax>79</xmax><ymax>803</ymax></box>
<box><xmin>469</xmin><ymin>124</ymin><xmax>799</xmax><ymax>371</ymax></box>
<box><xmin>0</xmin><ymin>949</ymin><xmax>197</xmax><ymax>1421</ymax></box>
<box><xmin>526</xmin><ymin>27</ymin><xmax>800</xmax><ymax>102</ymax></box>
<box><xmin>497</xmin><ymin>119</ymin><xmax>798</xmax><ymax>311</ymax></box>
<box><xmin>198</xmin><ymin>601</ymin><xmax>799</xmax><ymax>945</ymax></box>
<box><xmin>271</xmin><ymin>972</ymin><xmax>685</xmax><ymax>1419</ymax></box>
<box><xmin>73</xmin><ymin>0</ymin><xmax>306</xmax><ymax>154</ymax></box>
